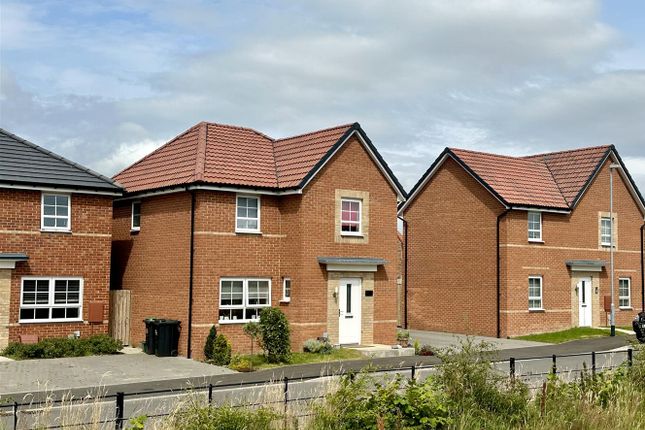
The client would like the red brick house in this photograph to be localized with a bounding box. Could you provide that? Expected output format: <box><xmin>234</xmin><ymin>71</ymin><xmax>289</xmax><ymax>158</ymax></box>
<box><xmin>399</xmin><ymin>145</ymin><xmax>644</xmax><ymax>338</ymax></box>
<box><xmin>0</xmin><ymin>129</ymin><xmax>122</xmax><ymax>348</ymax></box>
<box><xmin>111</xmin><ymin>121</ymin><xmax>405</xmax><ymax>358</ymax></box>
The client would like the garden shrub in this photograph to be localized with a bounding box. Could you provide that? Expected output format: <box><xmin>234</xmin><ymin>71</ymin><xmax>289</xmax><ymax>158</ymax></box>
<box><xmin>243</xmin><ymin>321</ymin><xmax>262</xmax><ymax>355</ymax></box>
<box><xmin>259</xmin><ymin>307</ymin><xmax>291</xmax><ymax>363</ymax></box>
<box><xmin>303</xmin><ymin>338</ymin><xmax>333</xmax><ymax>354</ymax></box>
<box><xmin>417</xmin><ymin>344</ymin><xmax>434</xmax><ymax>356</ymax></box>
<box><xmin>203</xmin><ymin>325</ymin><xmax>217</xmax><ymax>361</ymax></box>
<box><xmin>171</xmin><ymin>401</ymin><xmax>279</xmax><ymax>430</ymax></box>
<box><xmin>229</xmin><ymin>355</ymin><xmax>254</xmax><ymax>372</ymax></box>
<box><xmin>209</xmin><ymin>334</ymin><xmax>232</xmax><ymax>366</ymax></box>
<box><xmin>1</xmin><ymin>334</ymin><xmax>122</xmax><ymax>360</ymax></box>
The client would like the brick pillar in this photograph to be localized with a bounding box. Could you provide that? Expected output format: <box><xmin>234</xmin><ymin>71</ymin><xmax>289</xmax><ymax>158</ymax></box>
<box><xmin>0</xmin><ymin>269</ymin><xmax>11</xmax><ymax>348</ymax></box>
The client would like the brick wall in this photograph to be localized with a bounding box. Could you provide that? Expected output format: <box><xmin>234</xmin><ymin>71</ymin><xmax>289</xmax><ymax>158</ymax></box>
<box><xmin>0</xmin><ymin>189</ymin><xmax>113</xmax><ymax>344</ymax></box>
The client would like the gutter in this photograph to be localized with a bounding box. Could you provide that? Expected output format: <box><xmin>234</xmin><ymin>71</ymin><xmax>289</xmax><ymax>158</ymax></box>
<box><xmin>497</xmin><ymin>209</ymin><xmax>511</xmax><ymax>338</ymax></box>
<box><xmin>397</xmin><ymin>215</ymin><xmax>409</xmax><ymax>329</ymax></box>
<box><xmin>187</xmin><ymin>189</ymin><xmax>196</xmax><ymax>358</ymax></box>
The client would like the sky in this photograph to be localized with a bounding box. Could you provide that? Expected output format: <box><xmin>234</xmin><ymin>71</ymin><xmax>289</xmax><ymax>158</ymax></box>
<box><xmin>1</xmin><ymin>0</ymin><xmax>644</xmax><ymax>194</ymax></box>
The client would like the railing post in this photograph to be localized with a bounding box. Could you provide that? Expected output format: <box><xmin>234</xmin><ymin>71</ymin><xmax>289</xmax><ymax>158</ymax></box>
<box><xmin>283</xmin><ymin>378</ymin><xmax>289</xmax><ymax>428</ymax></box>
<box><xmin>591</xmin><ymin>351</ymin><xmax>596</xmax><ymax>377</ymax></box>
<box><xmin>115</xmin><ymin>392</ymin><xmax>125</xmax><ymax>430</ymax></box>
<box><xmin>628</xmin><ymin>349</ymin><xmax>633</xmax><ymax>367</ymax></box>
<box><xmin>509</xmin><ymin>357</ymin><xmax>515</xmax><ymax>379</ymax></box>
<box><xmin>411</xmin><ymin>365</ymin><xmax>416</xmax><ymax>381</ymax></box>
<box><xmin>13</xmin><ymin>402</ymin><xmax>18</xmax><ymax>430</ymax></box>
<box><xmin>551</xmin><ymin>354</ymin><xmax>557</xmax><ymax>375</ymax></box>
<box><xmin>208</xmin><ymin>383</ymin><xmax>213</xmax><ymax>405</ymax></box>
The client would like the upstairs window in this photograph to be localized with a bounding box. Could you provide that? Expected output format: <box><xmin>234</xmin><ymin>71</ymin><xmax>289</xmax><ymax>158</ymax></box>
<box><xmin>528</xmin><ymin>276</ymin><xmax>543</xmax><ymax>310</ymax></box>
<box><xmin>527</xmin><ymin>211</ymin><xmax>542</xmax><ymax>242</ymax></box>
<box><xmin>600</xmin><ymin>217</ymin><xmax>613</xmax><ymax>247</ymax></box>
<box><xmin>42</xmin><ymin>193</ymin><xmax>70</xmax><ymax>231</ymax></box>
<box><xmin>131</xmin><ymin>201</ymin><xmax>141</xmax><ymax>231</ymax></box>
<box><xmin>219</xmin><ymin>278</ymin><xmax>270</xmax><ymax>323</ymax></box>
<box><xmin>340</xmin><ymin>198</ymin><xmax>362</xmax><ymax>235</ymax></box>
<box><xmin>282</xmin><ymin>278</ymin><xmax>291</xmax><ymax>302</ymax></box>
<box><xmin>236</xmin><ymin>195</ymin><xmax>260</xmax><ymax>233</ymax></box>
<box><xmin>20</xmin><ymin>277</ymin><xmax>82</xmax><ymax>322</ymax></box>
<box><xmin>619</xmin><ymin>278</ymin><xmax>631</xmax><ymax>309</ymax></box>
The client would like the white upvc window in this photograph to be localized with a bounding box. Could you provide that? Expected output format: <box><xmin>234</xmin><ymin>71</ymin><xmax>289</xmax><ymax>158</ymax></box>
<box><xmin>282</xmin><ymin>278</ymin><xmax>291</xmax><ymax>302</ymax></box>
<box><xmin>131</xmin><ymin>201</ymin><xmax>141</xmax><ymax>231</ymax></box>
<box><xmin>340</xmin><ymin>198</ymin><xmax>362</xmax><ymax>236</ymax></box>
<box><xmin>41</xmin><ymin>193</ymin><xmax>71</xmax><ymax>231</ymax></box>
<box><xmin>20</xmin><ymin>277</ymin><xmax>83</xmax><ymax>323</ymax></box>
<box><xmin>619</xmin><ymin>278</ymin><xmax>631</xmax><ymax>309</ymax></box>
<box><xmin>528</xmin><ymin>276</ymin><xmax>543</xmax><ymax>310</ymax></box>
<box><xmin>236</xmin><ymin>195</ymin><xmax>260</xmax><ymax>233</ymax></box>
<box><xmin>219</xmin><ymin>278</ymin><xmax>271</xmax><ymax>323</ymax></box>
<box><xmin>600</xmin><ymin>217</ymin><xmax>613</xmax><ymax>247</ymax></box>
<box><xmin>527</xmin><ymin>211</ymin><xmax>542</xmax><ymax>242</ymax></box>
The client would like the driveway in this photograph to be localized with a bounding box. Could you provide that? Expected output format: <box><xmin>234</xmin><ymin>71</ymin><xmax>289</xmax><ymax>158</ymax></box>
<box><xmin>0</xmin><ymin>353</ymin><xmax>234</xmax><ymax>397</ymax></box>
<box><xmin>409</xmin><ymin>329</ymin><xmax>549</xmax><ymax>350</ymax></box>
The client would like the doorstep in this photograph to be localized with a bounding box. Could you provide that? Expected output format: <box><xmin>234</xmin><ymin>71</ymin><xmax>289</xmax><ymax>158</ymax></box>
<box><xmin>347</xmin><ymin>344</ymin><xmax>415</xmax><ymax>358</ymax></box>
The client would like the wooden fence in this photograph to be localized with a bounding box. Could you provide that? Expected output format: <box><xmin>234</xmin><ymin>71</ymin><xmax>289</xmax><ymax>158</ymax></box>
<box><xmin>109</xmin><ymin>290</ymin><xmax>131</xmax><ymax>346</ymax></box>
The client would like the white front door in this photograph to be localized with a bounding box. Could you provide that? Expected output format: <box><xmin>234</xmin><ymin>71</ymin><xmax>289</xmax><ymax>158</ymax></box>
<box><xmin>578</xmin><ymin>277</ymin><xmax>592</xmax><ymax>327</ymax></box>
<box><xmin>338</xmin><ymin>278</ymin><xmax>362</xmax><ymax>345</ymax></box>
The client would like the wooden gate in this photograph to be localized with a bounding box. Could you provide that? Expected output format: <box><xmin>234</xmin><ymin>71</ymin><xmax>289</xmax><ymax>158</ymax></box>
<box><xmin>109</xmin><ymin>290</ymin><xmax>131</xmax><ymax>346</ymax></box>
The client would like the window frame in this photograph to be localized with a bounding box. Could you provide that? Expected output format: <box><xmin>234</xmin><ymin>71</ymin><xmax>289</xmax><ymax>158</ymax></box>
<box><xmin>131</xmin><ymin>201</ymin><xmax>141</xmax><ymax>231</ymax></box>
<box><xmin>282</xmin><ymin>278</ymin><xmax>291</xmax><ymax>303</ymax></box>
<box><xmin>235</xmin><ymin>194</ymin><xmax>261</xmax><ymax>234</ymax></box>
<box><xmin>218</xmin><ymin>278</ymin><xmax>271</xmax><ymax>323</ymax></box>
<box><xmin>600</xmin><ymin>216</ymin><xmax>612</xmax><ymax>247</ymax></box>
<box><xmin>619</xmin><ymin>278</ymin><xmax>631</xmax><ymax>309</ymax></box>
<box><xmin>528</xmin><ymin>276</ymin><xmax>543</xmax><ymax>311</ymax></box>
<box><xmin>19</xmin><ymin>276</ymin><xmax>84</xmax><ymax>323</ymax></box>
<box><xmin>527</xmin><ymin>211</ymin><xmax>542</xmax><ymax>242</ymax></box>
<box><xmin>340</xmin><ymin>198</ymin><xmax>362</xmax><ymax>236</ymax></box>
<box><xmin>41</xmin><ymin>193</ymin><xmax>71</xmax><ymax>232</ymax></box>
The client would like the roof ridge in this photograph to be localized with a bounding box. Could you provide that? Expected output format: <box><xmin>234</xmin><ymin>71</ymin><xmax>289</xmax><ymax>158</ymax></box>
<box><xmin>193</xmin><ymin>122</ymin><xmax>208</xmax><ymax>182</ymax></box>
<box><xmin>539</xmin><ymin>155</ymin><xmax>569</xmax><ymax>207</ymax></box>
<box><xmin>0</xmin><ymin>127</ymin><xmax>120</xmax><ymax>189</ymax></box>
<box><xmin>275</xmin><ymin>123</ymin><xmax>356</xmax><ymax>143</ymax></box>
<box><xmin>450</xmin><ymin>147</ymin><xmax>544</xmax><ymax>164</ymax></box>
<box><xmin>112</xmin><ymin>122</ymin><xmax>204</xmax><ymax>179</ymax></box>
<box><xmin>203</xmin><ymin>121</ymin><xmax>275</xmax><ymax>142</ymax></box>
<box><xmin>523</xmin><ymin>144</ymin><xmax>612</xmax><ymax>159</ymax></box>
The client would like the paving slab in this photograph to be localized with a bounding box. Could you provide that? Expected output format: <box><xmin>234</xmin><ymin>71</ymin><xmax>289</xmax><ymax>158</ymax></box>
<box><xmin>0</xmin><ymin>353</ymin><xmax>234</xmax><ymax>396</ymax></box>
<box><xmin>409</xmin><ymin>330</ymin><xmax>548</xmax><ymax>351</ymax></box>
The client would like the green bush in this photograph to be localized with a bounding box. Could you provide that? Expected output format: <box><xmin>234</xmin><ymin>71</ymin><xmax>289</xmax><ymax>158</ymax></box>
<box><xmin>229</xmin><ymin>355</ymin><xmax>254</xmax><ymax>372</ymax></box>
<box><xmin>171</xmin><ymin>402</ymin><xmax>279</xmax><ymax>429</ymax></box>
<box><xmin>259</xmin><ymin>307</ymin><xmax>291</xmax><ymax>363</ymax></box>
<box><xmin>1</xmin><ymin>334</ymin><xmax>122</xmax><ymax>360</ymax></box>
<box><xmin>209</xmin><ymin>334</ymin><xmax>232</xmax><ymax>366</ymax></box>
<box><xmin>204</xmin><ymin>325</ymin><xmax>217</xmax><ymax>361</ymax></box>
<box><xmin>303</xmin><ymin>338</ymin><xmax>332</xmax><ymax>354</ymax></box>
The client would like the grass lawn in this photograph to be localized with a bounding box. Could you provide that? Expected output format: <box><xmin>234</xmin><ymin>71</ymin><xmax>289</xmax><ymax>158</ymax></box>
<box><xmin>231</xmin><ymin>348</ymin><xmax>364</xmax><ymax>371</ymax></box>
<box><xmin>514</xmin><ymin>327</ymin><xmax>611</xmax><ymax>344</ymax></box>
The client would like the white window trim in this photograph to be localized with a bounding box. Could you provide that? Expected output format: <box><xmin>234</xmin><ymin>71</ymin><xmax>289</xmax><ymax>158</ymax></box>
<box><xmin>41</xmin><ymin>193</ymin><xmax>71</xmax><ymax>232</ymax></box>
<box><xmin>235</xmin><ymin>194</ymin><xmax>261</xmax><ymax>234</ymax></box>
<box><xmin>281</xmin><ymin>278</ymin><xmax>291</xmax><ymax>303</ymax></box>
<box><xmin>219</xmin><ymin>278</ymin><xmax>271</xmax><ymax>324</ymax></box>
<box><xmin>340</xmin><ymin>198</ymin><xmax>362</xmax><ymax>237</ymax></box>
<box><xmin>600</xmin><ymin>217</ymin><xmax>613</xmax><ymax>247</ymax></box>
<box><xmin>528</xmin><ymin>276</ymin><xmax>543</xmax><ymax>311</ymax></box>
<box><xmin>131</xmin><ymin>201</ymin><xmax>141</xmax><ymax>231</ymax></box>
<box><xmin>527</xmin><ymin>211</ymin><xmax>542</xmax><ymax>242</ymax></box>
<box><xmin>19</xmin><ymin>276</ymin><xmax>84</xmax><ymax>323</ymax></box>
<box><xmin>619</xmin><ymin>278</ymin><xmax>631</xmax><ymax>309</ymax></box>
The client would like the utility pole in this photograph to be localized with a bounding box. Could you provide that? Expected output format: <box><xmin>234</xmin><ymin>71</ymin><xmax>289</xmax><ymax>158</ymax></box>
<box><xmin>609</xmin><ymin>163</ymin><xmax>621</xmax><ymax>337</ymax></box>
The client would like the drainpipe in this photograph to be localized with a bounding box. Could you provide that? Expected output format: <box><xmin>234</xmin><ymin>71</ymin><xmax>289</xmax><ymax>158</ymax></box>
<box><xmin>641</xmin><ymin>223</ymin><xmax>644</xmax><ymax>312</ymax></box>
<box><xmin>187</xmin><ymin>189</ymin><xmax>196</xmax><ymax>358</ymax></box>
<box><xmin>397</xmin><ymin>215</ymin><xmax>409</xmax><ymax>329</ymax></box>
<box><xmin>497</xmin><ymin>209</ymin><xmax>511</xmax><ymax>339</ymax></box>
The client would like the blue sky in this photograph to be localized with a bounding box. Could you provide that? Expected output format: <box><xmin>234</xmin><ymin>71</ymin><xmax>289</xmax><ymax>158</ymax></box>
<box><xmin>1</xmin><ymin>0</ymin><xmax>644</xmax><ymax>193</ymax></box>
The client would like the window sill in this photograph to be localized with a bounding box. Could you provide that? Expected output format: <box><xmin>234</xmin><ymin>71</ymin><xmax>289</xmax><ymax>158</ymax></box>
<box><xmin>340</xmin><ymin>233</ymin><xmax>363</xmax><ymax>238</ymax></box>
<box><xmin>18</xmin><ymin>318</ymin><xmax>83</xmax><ymax>324</ymax></box>
<box><xmin>528</xmin><ymin>308</ymin><xmax>545</xmax><ymax>313</ymax></box>
<box><xmin>41</xmin><ymin>229</ymin><xmax>72</xmax><ymax>234</ymax></box>
<box><xmin>218</xmin><ymin>319</ymin><xmax>260</xmax><ymax>325</ymax></box>
<box><xmin>279</xmin><ymin>299</ymin><xmax>291</xmax><ymax>304</ymax></box>
<box><xmin>130</xmin><ymin>229</ymin><xmax>140</xmax><ymax>235</ymax></box>
<box><xmin>528</xmin><ymin>239</ymin><xmax>544</xmax><ymax>244</ymax></box>
<box><xmin>619</xmin><ymin>307</ymin><xmax>633</xmax><ymax>311</ymax></box>
<box><xmin>235</xmin><ymin>230</ymin><xmax>262</xmax><ymax>235</ymax></box>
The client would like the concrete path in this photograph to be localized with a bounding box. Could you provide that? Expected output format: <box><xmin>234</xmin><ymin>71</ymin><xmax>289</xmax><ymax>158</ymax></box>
<box><xmin>409</xmin><ymin>329</ymin><xmax>548</xmax><ymax>350</ymax></box>
<box><xmin>0</xmin><ymin>353</ymin><xmax>234</xmax><ymax>396</ymax></box>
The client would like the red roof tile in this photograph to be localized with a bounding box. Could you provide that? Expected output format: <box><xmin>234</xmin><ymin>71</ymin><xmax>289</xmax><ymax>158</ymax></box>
<box><xmin>448</xmin><ymin>145</ymin><xmax>611</xmax><ymax>209</ymax></box>
<box><xmin>114</xmin><ymin>122</ymin><xmax>354</xmax><ymax>193</ymax></box>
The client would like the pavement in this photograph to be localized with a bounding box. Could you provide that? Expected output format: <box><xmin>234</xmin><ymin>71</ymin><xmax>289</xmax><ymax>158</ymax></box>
<box><xmin>409</xmin><ymin>329</ymin><xmax>548</xmax><ymax>350</ymax></box>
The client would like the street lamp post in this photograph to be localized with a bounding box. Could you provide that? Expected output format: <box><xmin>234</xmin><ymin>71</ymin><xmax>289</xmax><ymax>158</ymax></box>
<box><xmin>609</xmin><ymin>163</ymin><xmax>621</xmax><ymax>337</ymax></box>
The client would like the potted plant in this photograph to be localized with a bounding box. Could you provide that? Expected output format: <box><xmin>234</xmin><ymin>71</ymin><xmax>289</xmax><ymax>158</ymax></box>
<box><xmin>396</xmin><ymin>330</ymin><xmax>410</xmax><ymax>347</ymax></box>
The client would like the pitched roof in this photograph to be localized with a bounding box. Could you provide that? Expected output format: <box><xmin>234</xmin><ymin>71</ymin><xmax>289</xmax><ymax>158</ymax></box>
<box><xmin>0</xmin><ymin>128</ymin><xmax>122</xmax><ymax>194</ymax></box>
<box><xmin>401</xmin><ymin>144</ymin><xmax>644</xmax><ymax>213</ymax></box>
<box><xmin>114</xmin><ymin>122</ymin><xmax>405</xmax><ymax>198</ymax></box>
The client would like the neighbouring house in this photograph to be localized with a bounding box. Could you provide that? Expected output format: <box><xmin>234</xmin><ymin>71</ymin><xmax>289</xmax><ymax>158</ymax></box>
<box><xmin>111</xmin><ymin>121</ymin><xmax>405</xmax><ymax>358</ymax></box>
<box><xmin>399</xmin><ymin>145</ymin><xmax>644</xmax><ymax>338</ymax></box>
<box><xmin>0</xmin><ymin>129</ymin><xmax>122</xmax><ymax>349</ymax></box>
